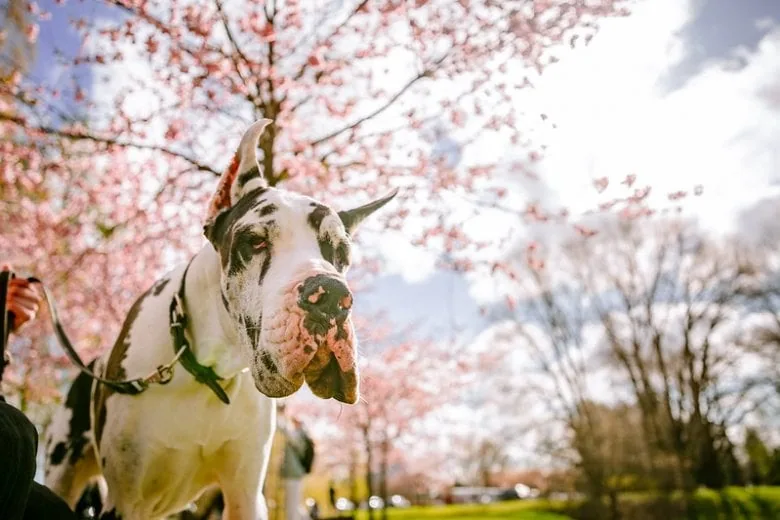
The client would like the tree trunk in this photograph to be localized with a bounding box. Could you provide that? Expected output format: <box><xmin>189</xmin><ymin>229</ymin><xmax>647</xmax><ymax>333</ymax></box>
<box><xmin>363</xmin><ymin>425</ymin><xmax>374</xmax><ymax>520</ymax></box>
<box><xmin>608</xmin><ymin>489</ymin><xmax>620</xmax><ymax>520</ymax></box>
<box><xmin>350</xmin><ymin>449</ymin><xmax>358</xmax><ymax>520</ymax></box>
<box><xmin>380</xmin><ymin>432</ymin><xmax>389</xmax><ymax>520</ymax></box>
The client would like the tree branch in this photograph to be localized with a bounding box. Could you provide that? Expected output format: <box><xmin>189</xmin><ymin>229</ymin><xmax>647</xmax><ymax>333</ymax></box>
<box><xmin>0</xmin><ymin>112</ymin><xmax>220</xmax><ymax>176</ymax></box>
<box><xmin>214</xmin><ymin>0</ymin><xmax>257</xmax><ymax>102</ymax></box>
<box><xmin>310</xmin><ymin>56</ymin><xmax>446</xmax><ymax>147</ymax></box>
<box><xmin>291</xmin><ymin>0</ymin><xmax>370</xmax><ymax>82</ymax></box>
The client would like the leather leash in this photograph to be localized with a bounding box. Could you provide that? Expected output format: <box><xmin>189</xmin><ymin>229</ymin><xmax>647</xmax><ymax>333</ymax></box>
<box><xmin>0</xmin><ymin>263</ymin><xmax>229</xmax><ymax>403</ymax></box>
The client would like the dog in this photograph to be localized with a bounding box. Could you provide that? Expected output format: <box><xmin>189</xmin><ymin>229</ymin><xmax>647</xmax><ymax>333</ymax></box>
<box><xmin>43</xmin><ymin>119</ymin><xmax>396</xmax><ymax>519</ymax></box>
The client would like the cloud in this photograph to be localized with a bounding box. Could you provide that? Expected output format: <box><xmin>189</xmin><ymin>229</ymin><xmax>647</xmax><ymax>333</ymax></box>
<box><xmin>526</xmin><ymin>0</ymin><xmax>780</xmax><ymax>233</ymax></box>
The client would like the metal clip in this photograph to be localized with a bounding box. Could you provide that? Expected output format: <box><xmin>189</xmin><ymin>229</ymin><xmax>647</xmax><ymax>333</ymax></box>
<box><xmin>155</xmin><ymin>365</ymin><xmax>174</xmax><ymax>385</ymax></box>
<box><xmin>142</xmin><ymin>347</ymin><xmax>186</xmax><ymax>386</ymax></box>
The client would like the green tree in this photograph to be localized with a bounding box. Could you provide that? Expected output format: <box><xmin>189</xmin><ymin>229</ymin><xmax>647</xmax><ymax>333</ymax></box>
<box><xmin>744</xmin><ymin>428</ymin><xmax>772</xmax><ymax>485</ymax></box>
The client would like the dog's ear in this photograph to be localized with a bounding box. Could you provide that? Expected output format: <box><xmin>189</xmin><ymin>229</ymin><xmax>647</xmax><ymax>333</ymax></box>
<box><xmin>203</xmin><ymin>207</ymin><xmax>232</xmax><ymax>249</ymax></box>
<box><xmin>205</xmin><ymin>119</ymin><xmax>273</xmax><ymax>222</ymax></box>
<box><xmin>338</xmin><ymin>189</ymin><xmax>399</xmax><ymax>235</ymax></box>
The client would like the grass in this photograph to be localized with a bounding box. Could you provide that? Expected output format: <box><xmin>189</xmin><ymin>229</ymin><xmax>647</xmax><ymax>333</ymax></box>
<box><xmin>353</xmin><ymin>500</ymin><xmax>571</xmax><ymax>520</ymax></box>
<box><xmin>690</xmin><ymin>486</ymin><xmax>779</xmax><ymax>519</ymax></box>
<box><xmin>346</xmin><ymin>487</ymin><xmax>780</xmax><ymax>520</ymax></box>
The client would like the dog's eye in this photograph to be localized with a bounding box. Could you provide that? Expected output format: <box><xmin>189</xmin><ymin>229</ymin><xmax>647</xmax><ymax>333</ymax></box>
<box><xmin>250</xmin><ymin>236</ymin><xmax>268</xmax><ymax>252</ymax></box>
<box><xmin>236</xmin><ymin>232</ymin><xmax>268</xmax><ymax>260</ymax></box>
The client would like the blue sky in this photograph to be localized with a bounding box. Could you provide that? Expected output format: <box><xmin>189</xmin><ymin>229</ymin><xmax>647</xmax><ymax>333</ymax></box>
<box><xmin>26</xmin><ymin>0</ymin><xmax>780</xmax><ymax>343</ymax></box>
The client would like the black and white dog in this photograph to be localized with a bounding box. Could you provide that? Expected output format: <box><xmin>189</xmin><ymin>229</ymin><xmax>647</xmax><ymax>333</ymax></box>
<box><xmin>44</xmin><ymin>120</ymin><xmax>396</xmax><ymax>519</ymax></box>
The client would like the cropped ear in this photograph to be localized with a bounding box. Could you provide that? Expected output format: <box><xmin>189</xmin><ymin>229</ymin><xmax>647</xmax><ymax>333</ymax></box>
<box><xmin>205</xmin><ymin>119</ymin><xmax>272</xmax><ymax>222</ymax></box>
<box><xmin>338</xmin><ymin>189</ymin><xmax>399</xmax><ymax>235</ymax></box>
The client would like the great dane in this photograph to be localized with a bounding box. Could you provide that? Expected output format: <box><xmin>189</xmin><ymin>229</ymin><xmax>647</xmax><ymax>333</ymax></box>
<box><xmin>43</xmin><ymin>119</ymin><xmax>396</xmax><ymax>519</ymax></box>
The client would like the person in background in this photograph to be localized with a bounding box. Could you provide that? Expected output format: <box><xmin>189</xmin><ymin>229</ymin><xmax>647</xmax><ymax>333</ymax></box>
<box><xmin>278</xmin><ymin>405</ymin><xmax>315</xmax><ymax>520</ymax></box>
<box><xmin>328</xmin><ymin>479</ymin><xmax>336</xmax><ymax>513</ymax></box>
<box><xmin>0</xmin><ymin>264</ymin><xmax>77</xmax><ymax>519</ymax></box>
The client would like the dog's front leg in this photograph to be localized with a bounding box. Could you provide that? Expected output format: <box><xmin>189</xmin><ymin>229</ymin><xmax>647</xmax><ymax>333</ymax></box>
<box><xmin>215</xmin><ymin>438</ymin><xmax>272</xmax><ymax>520</ymax></box>
<box><xmin>218</xmin><ymin>476</ymin><xmax>267</xmax><ymax>520</ymax></box>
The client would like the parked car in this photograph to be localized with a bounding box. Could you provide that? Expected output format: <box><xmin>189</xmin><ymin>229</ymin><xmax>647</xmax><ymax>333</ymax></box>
<box><xmin>389</xmin><ymin>494</ymin><xmax>411</xmax><ymax>508</ymax></box>
<box><xmin>368</xmin><ymin>496</ymin><xmax>384</xmax><ymax>509</ymax></box>
<box><xmin>334</xmin><ymin>497</ymin><xmax>355</xmax><ymax>511</ymax></box>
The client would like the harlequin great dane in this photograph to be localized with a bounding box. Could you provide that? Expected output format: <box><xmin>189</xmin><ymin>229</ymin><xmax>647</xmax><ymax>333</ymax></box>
<box><xmin>43</xmin><ymin>119</ymin><xmax>396</xmax><ymax>519</ymax></box>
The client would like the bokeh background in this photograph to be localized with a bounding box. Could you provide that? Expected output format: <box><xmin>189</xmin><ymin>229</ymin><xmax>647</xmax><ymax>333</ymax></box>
<box><xmin>2</xmin><ymin>0</ymin><xmax>779</xmax><ymax>519</ymax></box>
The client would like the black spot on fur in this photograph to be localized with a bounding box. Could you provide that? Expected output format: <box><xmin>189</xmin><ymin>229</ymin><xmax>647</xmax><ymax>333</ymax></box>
<box><xmin>50</xmin><ymin>442</ymin><xmax>68</xmax><ymax>466</ymax></box>
<box><xmin>204</xmin><ymin>187</ymin><xmax>268</xmax><ymax>253</ymax></box>
<box><xmin>49</xmin><ymin>359</ymin><xmax>97</xmax><ymax>469</ymax></box>
<box><xmin>229</xmin><ymin>226</ymin><xmax>271</xmax><ymax>277</ymax></box>
<box><xmin>334</xmin><ymin>243</ymin><xmax>350</xmax><ymax>272</ymax></box>
<box><xmin>65</xmin><ymin>360</ymin><xmax>95</xmax><ymax>465</ymax></box>
<box><xmin>220</xmin><ymin>290</ymin><xmax>230</xmax><ymax>312</ymax></box>
<box><xmin>94</xmin><ymin>289</ymin><xmax>151</xmax><ymax>446</ymax></box>
<box><xmin>317</xmin><ymin>236</ymin><xmax>335</xmax><ymax>266</ymax></box>
<box><xmin>307</xmin><ymin>204</ymin><xmax>330</xmax><ymax>232</ymax></box>
<box><xmin>243</xmin><ymin>314</ymin><xmax>262</xmax><ymax>350</ymax></box>
<box><xmin>236</xmin><ymin>165</ymin><xmax>261</xmax><ymax>189</ymax></box>
<box><xmin>307</xmin><ymin>204</ymin><xmax>350</xmax><ymax>271</ymax></box>
<box><xmin>259</xmin><ymin>252</ymin><xmax>272</xmax><ymax>283</ymax></box>
<box><xmin>256</xmin><ymin>203</ymin><xmax>277</xmax><ymax>217</ymax></box>
<box><xmin>261</xmin><ymin>351</ymin><xmax>277</xmax><ymax>373</ymax></box>
<box><xmin>203</xmin><ymin>187</ymin><xmax>271</xmax><ymax>276</ymax></box>
<box><xmin>151</xmin><ymin>277</ymin><xmax>170</xmax><ymax>296</ymax></box>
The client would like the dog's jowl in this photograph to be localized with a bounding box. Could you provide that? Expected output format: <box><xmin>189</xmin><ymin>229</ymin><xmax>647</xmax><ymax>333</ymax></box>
<box><xmin>44</xmin><ymin>119</ymin><xmax>397</xmax><ymax>520</ymax></box>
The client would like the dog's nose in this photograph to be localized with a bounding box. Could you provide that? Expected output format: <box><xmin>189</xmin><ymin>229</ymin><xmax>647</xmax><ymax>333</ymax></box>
<box><xmin>298</xmin><ymin>274</ymin><xmax>352</xmax><ymax>321</ymax></box>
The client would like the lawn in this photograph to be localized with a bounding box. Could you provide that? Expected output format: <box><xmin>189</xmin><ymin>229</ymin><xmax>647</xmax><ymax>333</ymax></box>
<box><xmin>350</xmin><ymin>487</ymin><xmax>780</xmax><ymax>520</ymax></box>
<box><xmin>354</xmin><ymin>499</ymin><xmax>571</xmax><ymax>520</ymax></box>
<box><xmin>690</xmin><ymin>486</ymin><xmax>779</xmax><ymax>519</ymax></box>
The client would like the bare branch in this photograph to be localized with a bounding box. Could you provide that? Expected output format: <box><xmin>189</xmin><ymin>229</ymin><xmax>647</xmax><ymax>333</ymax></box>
<box><xmin>310</xmin><ymin>55</ymin><xmax>447</xmax><ymax>147</ymax></box>
<box><xmin>0</xmin><ymin>111</ymin><xmax>220</xmax><ymax>176</ymax></box>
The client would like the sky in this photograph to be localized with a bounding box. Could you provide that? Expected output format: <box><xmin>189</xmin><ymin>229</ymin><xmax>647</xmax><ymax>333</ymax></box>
<box><xmin>364</xmin><ymin>0</ymin><xmax>780</xmax><ymax>341</ymax></box>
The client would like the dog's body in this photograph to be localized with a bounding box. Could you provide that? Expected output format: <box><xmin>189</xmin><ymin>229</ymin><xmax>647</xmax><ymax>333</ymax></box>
<box><xmin>44</xmin><ymin>120</ymin><xmax>396</xmax><ymax>519</ymax></box>
<box><xmin>46</xmin><ymin>252</ymin><xmax>275</xmax><ymax>519</ymax></box>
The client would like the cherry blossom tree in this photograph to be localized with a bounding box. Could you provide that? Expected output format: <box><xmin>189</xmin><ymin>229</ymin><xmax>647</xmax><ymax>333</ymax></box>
<box><xmin>1</xmin><ymin>0</ymin><xmax>627</xmax><ymax>403</ymax></box>
<box><xmin>287</xmin><ymin>314</ymin><xmax>479</xmax><ymax>517</ymax></box>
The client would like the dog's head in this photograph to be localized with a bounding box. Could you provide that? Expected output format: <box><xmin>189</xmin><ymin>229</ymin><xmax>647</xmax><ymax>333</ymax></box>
<box><xmin>203</xmin><ymin>120</ymin><xmax>395</xmax><ymax>404</ymax></box>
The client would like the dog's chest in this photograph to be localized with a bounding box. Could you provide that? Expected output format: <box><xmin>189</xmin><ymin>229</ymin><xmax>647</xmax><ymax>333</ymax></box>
<box><xmin>140</xmin><ymin>369</ymin><xmax>269</xmax><ymax>451</ymax></box>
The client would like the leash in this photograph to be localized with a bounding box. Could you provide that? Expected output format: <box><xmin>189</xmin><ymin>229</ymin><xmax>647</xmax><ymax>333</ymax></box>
<box><xmin>1</xmin><ymin>263</ymin><xmax>229</xmax><ymax>403</ymax></box>
<box><xmin>33</xmin><ymin>276</ymin><xmax>185</xmax><ymax>394</ymax></box>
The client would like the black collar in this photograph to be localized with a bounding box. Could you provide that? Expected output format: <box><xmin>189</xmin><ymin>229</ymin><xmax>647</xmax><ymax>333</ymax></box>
<box><xmin>170</xmin><ymin>261</ymin><xmax>231</xmax><ymax>405</ymax></box>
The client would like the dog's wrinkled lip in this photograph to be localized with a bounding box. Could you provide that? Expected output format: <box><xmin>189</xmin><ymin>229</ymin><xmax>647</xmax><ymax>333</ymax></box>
<box><xmin>253</xmin><ymin>371</ymin><xmax>303</xmax><ymax>398</ymax></box>
<box><xmin>305</xmin><ymin>354</ymin><xmax>358</xmax><ymax>404</ymax></box>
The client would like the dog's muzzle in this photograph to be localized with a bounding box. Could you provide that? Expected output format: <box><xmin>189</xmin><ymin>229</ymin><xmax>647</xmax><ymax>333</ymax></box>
<box><xmin>293</xmin><ymin>274</ymin><xmax>358</xmax><ymax>404</ymax></box>
<box><xmin>298</xmin><ymin>274</ymin><xmax>352</xmax><ymax>334</ymax></box>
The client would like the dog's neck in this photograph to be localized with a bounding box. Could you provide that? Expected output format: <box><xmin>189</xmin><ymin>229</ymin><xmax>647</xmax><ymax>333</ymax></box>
<box><xmin>181</xmin><ymin>244</ymin><xmax>249</xmax><ymax>379</ymax></box>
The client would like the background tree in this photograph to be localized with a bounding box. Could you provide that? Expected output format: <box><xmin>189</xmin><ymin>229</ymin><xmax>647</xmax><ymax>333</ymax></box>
<box><xmin>492</xmin><ymin>216</ymin><xmax>778</xmax><ymax>516</ymax></box>
<box><xmin>744</xmin><ymin>428</ymin><xmax>772</xmax><ymax>486</ymax></box>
